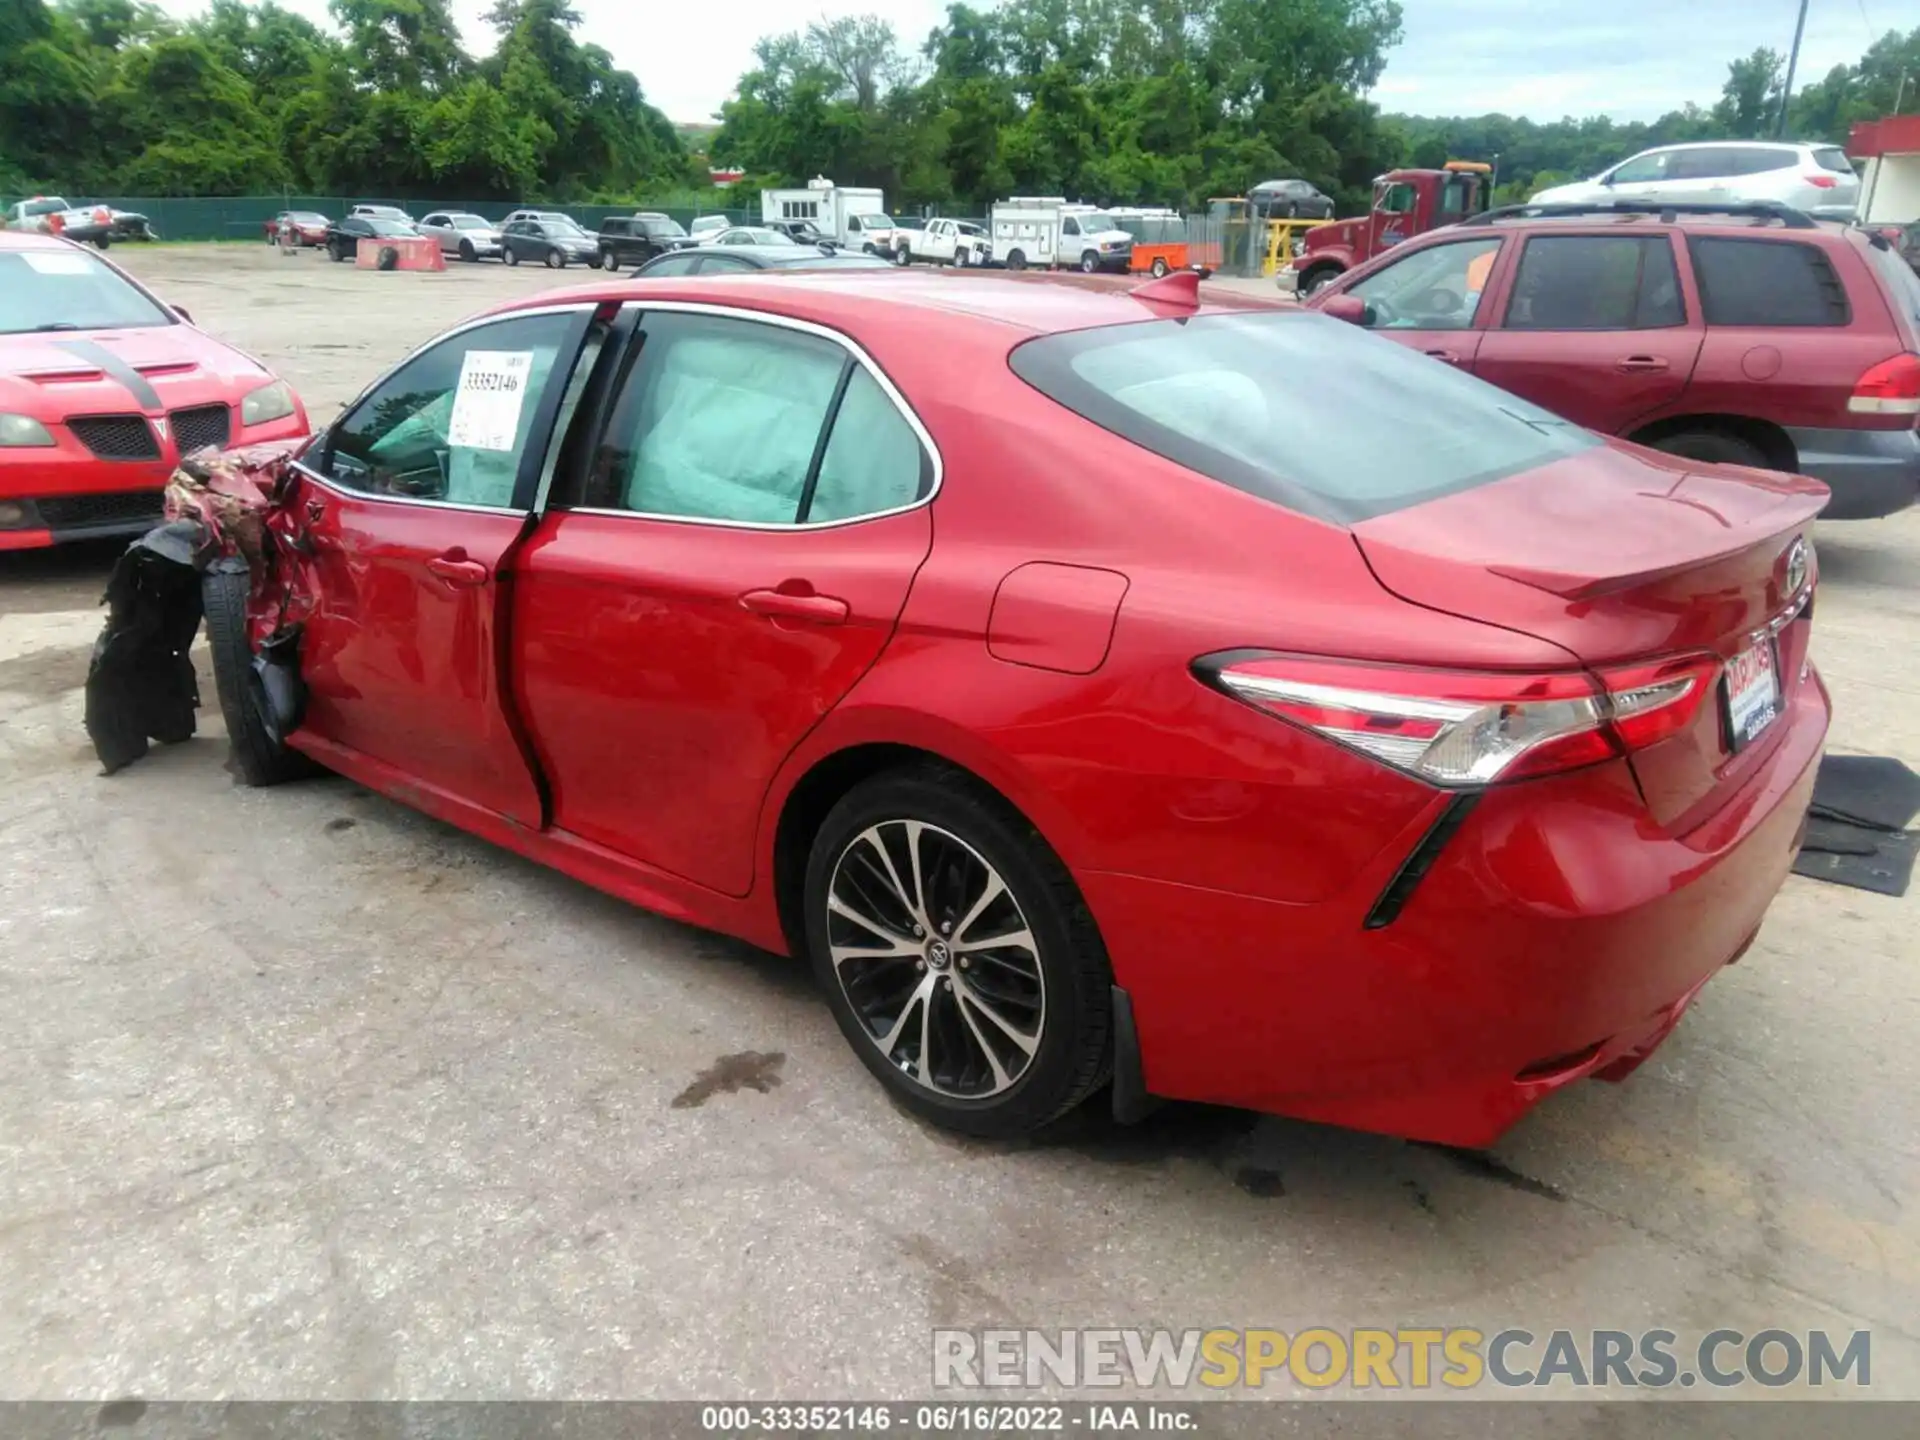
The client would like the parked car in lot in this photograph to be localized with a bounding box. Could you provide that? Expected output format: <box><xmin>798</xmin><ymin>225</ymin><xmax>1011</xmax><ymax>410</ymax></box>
<box><xmin>201</xmin><ymin>267</ymin><xmax>1828</xmax><ymax>1147</ymax></box>
<box><xmin>265</xmin><ymin>211</ymin><xmax>331</xmax><ymax>247</ymax></box>
<box><xmin>1307</xmin><ymin>200</ymin><xmax>1920</xmax><ymax>519</ymax></box>
<box><xmin>0</xmin><ymin>231</ymin><xmax>308</xmax><ymax>548</ymax></box>
<box><xmin>349</xmin><ymin>204</ymin><xmax>417</xmax><ymax>229</ymax></box>
<box><xmin>764</xmin><ymin>218</ymin><xmax>838</xmax><ymax>248</ymax></box>
<box><xmin>324</xmin><ymin>215</ymin><xmax>419</xmax><ymax>262</ymax></box>
<box><xmin>596</xmin><ymin>213</ymin><xmax>693</xmax><ymax>270</ymax></box>
<box><xmin>1249</xmin><ymin>178</ymin><xmax>1336</xmax><ymax>219</ymax></box>
<box><xmin>1530</xmin><ymin>141</ymin><xmax>1860</xmax><ymax>215</ymax></box>
<box><xmin>688</xmin><ymin>215</ymin><xmax>732</xmax><ymax>240</ymax></box>
<box><xmin>703</xmin><ymin>226</ymin><xmax>806</xmax><ymax>249</ymax></box>
<box><xmin>417</xmin><ymin>211</ymin><xmax>504</xmax><ymax>261</ymax></box>
<box><xmin>502</xmin><ymin>216</ymin><xmax>600</xmax><ymax>268</ymax></box>
<box><xmin>632</xmin><ymin>248</ymin><xmax>893</xmax><ymax>276</ymax></box>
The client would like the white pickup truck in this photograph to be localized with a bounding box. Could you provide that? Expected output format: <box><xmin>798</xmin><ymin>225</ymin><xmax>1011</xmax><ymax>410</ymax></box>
<box><xmin>890</xmin><ymin>218</ymin><xmax>993</xmax><ymax>267</ymax></box>
<box><xmin>3</xmin><ymin>196</ymin><xmax>154</xmax><ymax>245</ymax></box>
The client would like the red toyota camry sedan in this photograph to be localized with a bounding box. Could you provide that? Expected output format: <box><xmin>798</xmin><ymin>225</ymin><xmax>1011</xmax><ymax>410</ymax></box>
<box><xmin>208</xmin><ymin>270</ymin><xmax>1829</xmax><ymax>1146</ymax></box>
<box><xmin>0</xmin><ymin>231</ymin><xmax>309</xmax><ymax>549</ymax></box>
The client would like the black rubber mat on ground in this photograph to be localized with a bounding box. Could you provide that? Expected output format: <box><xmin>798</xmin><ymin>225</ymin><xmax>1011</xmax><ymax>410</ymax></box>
<box><xmin>1793</xmin><ymin>825</ymin><xmax>1919</xmax><ymax>897</ymax></box>
<box><xmin>1808</xmin><ymin>754</ymin><xmax>1920</xmax><ymax>832</ymax></box>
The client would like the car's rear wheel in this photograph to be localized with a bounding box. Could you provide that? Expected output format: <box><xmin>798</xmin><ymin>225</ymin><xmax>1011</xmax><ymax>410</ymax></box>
<box><xmin>1006</xmin><ymin>249</ymin><xmax>1027</xmax><ymax>271</ymax></box>
<box><xmin>805</xmin><ymin>768</ymin><xmax>1113</xmax><ymax>1138</ymax></box>
<box><xmin>1650</xmin><ymin>430</ymin><xmax>1771</xmax><ymax>469</ymax></box>
<box><xmin>1151</xmin><ymin>256</ymin><xmax>1169</xmax><ymax>278</ymax></box>
<box><xmin>1079</xmin><ymin>250</ymin><xmax>1100</xmax><ymax>273</ymax></box>
<box><xmin>202</xmin><ymin>565</ymin><xmax>320</xmax><ymax>788</ymax></box>
<box><xmin>329</xmin><ymin>241</ymin><xmax>345</xmax><ymax>263</ymax></box>
<box><xmin>459</xmin><ymin>239</ymin><xmax>476</xmax><ymax>262</ymax></box>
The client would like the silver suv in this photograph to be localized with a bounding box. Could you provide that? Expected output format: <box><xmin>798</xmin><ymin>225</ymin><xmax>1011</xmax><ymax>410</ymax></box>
<box><xmin>1531</xmin><ymin>141</ymin><xmax>1860</xmax><ymax>215</ymax></box>
<box><xmin>417</xmin><ymin>211</ymin><xmax>503</xmax><ymax>261</ymax></box>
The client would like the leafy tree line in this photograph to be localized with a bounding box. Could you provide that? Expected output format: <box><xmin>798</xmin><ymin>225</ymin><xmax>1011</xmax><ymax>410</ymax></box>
<box><xmin>2</xmin><ymin>0</ymin><xmax>1915</xmax><ymax>211</ymax></box>
<box><xmin>0</xmin><ymin>0</ymin><xmax>695</xmax><ymax>199</ymax></box>
<box><xmin>714</xmin><ymin>5</ymin><xmax>1920</xmax><ymax>213</ymax></box>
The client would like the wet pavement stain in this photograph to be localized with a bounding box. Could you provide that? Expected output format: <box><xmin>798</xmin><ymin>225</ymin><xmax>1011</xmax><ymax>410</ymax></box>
<box><xmin>0</xmin><ymin>643</ymin><xmax>95</xmax><ymax>701</ymax></box>
<box><xmin>1419</xmin><ymin>1143</ymin><xmax>1566</xmax><ymax>1202</ymax></box>
<box><xmin>671</xmin><ymin>1051</ymin><xmax>786</xmax><ymax>1109</ymax></box>
<box><xmin>1232</xmin><ymin>1164</ymin><xmax>1285</xmax><ymax>1198</ymax></box>
<box><xmin>97</xmin><ymin>1399</ymin><xmax>147</xmax><ymax>1427</ymax></box>
<box><xmin>325</xmin><ymin>817</ymin><xmax>357</xmax><ymax>833</ymax></box>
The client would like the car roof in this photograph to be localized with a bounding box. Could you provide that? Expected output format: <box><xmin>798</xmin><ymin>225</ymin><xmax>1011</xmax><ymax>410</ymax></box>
<box><xmin>1634</xmin><ymin>139</ymin><xmax>1813</xmax><ymax>153</ymax></box>
<box><xmin>1468</xmin><ymin>210</ymin><xmax>1852</xmax><ymax>236</ymax></box>
<box><xmin>501</xmin><ymin>270</ymin><xmax>1289</xmax><ymax>336</ymax></box>
<box><xmin>0</xmin><ymin>229</ymin><xmax>79</xmax><ymax>253</ymax></box>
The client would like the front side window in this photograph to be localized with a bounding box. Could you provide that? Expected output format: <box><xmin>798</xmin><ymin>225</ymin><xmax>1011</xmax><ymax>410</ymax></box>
<box><xmin>1608</xmin><ymin>150</ymin><xmax>1676</xmax><ymax>185</ymax></box>
<box><xmin>1504</xmin><ymin>235</ymin><xmax>1684</xmax><ymax>330</ymax></box>
<box><xmin>324</xmin><ymin>311</ymin><xmax>581</xmax><ymax>508</ymax></box>
<box><xmin>588</xmin><ymin>313</ymin><xmax>927</xmax><ymax>525</ymax></box>
<box><xmin>1440</xmin><ymin>177</ymin><xmax>1475</xmax><ymax>216</ymax></box>
<box><xmin>1010</xmin><ymin>311</ymin><xmax>1597</xmax><ymax>525</ymax></box>
<box><xmin>1690</xmin><ymin>237</ymin><xmax>1850</xmax><ymax>327</ymax></box>
<box><xmin>1348</xmin><ymin>238</ymin><xmax>1503</xmax><ymax>331</ymax></box>
<box><xmin>0</xmin><ymin>249</ymin><xmax>175</xmax><ymax>334</ymax></box>
<box><xmin>1669</xmin><ymin>148</ymin><xmax>1736</xmax><ymax>181</ymax></box>
<box><xmin>422</xmin><ymin>214</ymin><xmax>448</xmax><ymax>227</ymax></box>
<box><xmin>1062</xmin><ymin>217</ymin><xmax>1081</xmax><ymax>236</ymax></box>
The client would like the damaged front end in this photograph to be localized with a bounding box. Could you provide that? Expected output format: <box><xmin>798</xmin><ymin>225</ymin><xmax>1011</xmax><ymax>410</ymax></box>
<box><xmin>84</xmin><ymin>443</ymin><xmax>311</xmax><ymax>775</ymax></box>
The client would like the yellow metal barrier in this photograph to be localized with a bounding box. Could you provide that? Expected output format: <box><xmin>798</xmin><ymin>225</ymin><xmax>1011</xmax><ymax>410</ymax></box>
<box><xmin>1263</xmin><ymin>218</ymin><xmax>1334</xmax><ymax>276</ymax></box>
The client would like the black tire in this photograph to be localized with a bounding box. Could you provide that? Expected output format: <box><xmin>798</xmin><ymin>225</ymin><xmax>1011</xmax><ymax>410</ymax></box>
<box><xmin>329</xmin><ymin>241</ymin><xmax>345</xmax><ymax>263</ymax></box>
<box><xmin>1150</xmin><ymin>256</ymin><xmax>1169</xmax><ymax>278</ymax></box>
<box><xmin>94</xmin><ymin>235</ymin><xmax>111</xmax><ymax>250</ymax></box>
<box><xmin>459</xmin><ymin>239</ymin><xmax>476</xmax><ymax>262</ymax></box>
<box><xmin>894</xmin><ymin>243</ymin><xmax>912</xmax><ymax>266</ymax></box>
<box><xmin>1079</xmin><ymin>250</ymin><xmax>1100</xmax><ymax>274</ymax></box>
<box><xmin>1650</xmin><ymin>430</ymin><xmax>1770</xmax><ymax>469</ymax></box>
<box><xmin>505</xmin><ymin>246</ymin><xmax>520</xmax><ymax>267</ymax></box>
<box><xmin>375</xmin><ymin>245</ymin><xmax>399</xmax><ymax>271</ymax></box>
<box><xmin>601</xmin><ymin>250</ymin><xmax>620</xmax><ymax>271</ymax></box>
<box><xmin>202</xmin><ymin>566</ymin><xmax>319</xmax><ymax>787</ymax></box>
<box><xmin>805</xmin><ymin>766</ymin><xmax>1114</xmax><ymax>1138</ymax></box>
<box><xmin>1006</xmin><ymin>249</ymin><xmax>1027</xmax><ymax>271</ymax></box>
<box><xmin>546</xmin><ymin>247</ymin><xmax>565</xmax><ymax>269</ymax></box>
<box><xmin>1299</xmin><ymin>266</ymin><xmax>1339</xmax><ymax>296</ymax></box>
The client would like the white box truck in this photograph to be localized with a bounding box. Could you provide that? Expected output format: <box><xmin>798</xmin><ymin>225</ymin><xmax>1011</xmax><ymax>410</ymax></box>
<box><xmin>760</xmin><ymin>177</ymin><xmax>898</xmax><ymax>252</ymax></box>
<box><xmin>988</xmin><ymin>198</ymin><xmax>1134</xmax><ymax>272</ymax></box>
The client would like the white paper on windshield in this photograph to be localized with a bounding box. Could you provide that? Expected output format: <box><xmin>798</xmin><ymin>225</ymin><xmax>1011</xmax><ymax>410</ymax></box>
<box><xmin>447</xmin><ymin>350</ymin><xmax>534</xmax><ymax>452</ymax></box>
<box><xmin>22</xmin><ymin>253</ymin><xmax>95</xmax><ymax>275</ymax></box>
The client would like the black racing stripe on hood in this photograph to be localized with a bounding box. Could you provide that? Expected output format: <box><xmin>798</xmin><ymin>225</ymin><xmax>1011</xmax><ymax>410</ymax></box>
<box><xmin>53</xmin><ymin>338</ymin><xmax>164</xmax><ymax>411</ymax></box>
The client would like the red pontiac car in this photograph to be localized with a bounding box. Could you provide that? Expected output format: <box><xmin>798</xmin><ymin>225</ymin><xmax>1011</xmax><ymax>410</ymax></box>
<box><xmin>0</xmin><ymin>231</ymin><xmax>310</xmax><ymax>548</ymax></box>
<box><xmin>205</xmin><ymin>270</ymin><xmax>1828</xmax><ymax>1146</ymax></box>
<box><xmin>1304</xmin><ymin>200</ymin><xmax>1920</xmax><ymax>519</ymax></box>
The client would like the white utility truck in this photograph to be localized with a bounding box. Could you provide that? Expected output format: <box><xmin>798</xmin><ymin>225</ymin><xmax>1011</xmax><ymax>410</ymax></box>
<box><xmin>988</xmin><ymin>198</ymin><xmax>1134</xmax><ymax>272</ymax></box>
<box><xmin>760</xmin><ymin>177</ymin><xmax>896</xmax><ymax>251</ymax></box>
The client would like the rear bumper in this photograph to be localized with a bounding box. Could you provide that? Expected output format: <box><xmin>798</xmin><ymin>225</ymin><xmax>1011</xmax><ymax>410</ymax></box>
<box><xmin>1785</xmin><ymin>425</ymin><xmax>1920</xmax><ymax>519</ymax></box>
<box><xmin>1082</xmin><ymin>669</ymin><xmax>1829</xmax><ymax>1147</ymax></box>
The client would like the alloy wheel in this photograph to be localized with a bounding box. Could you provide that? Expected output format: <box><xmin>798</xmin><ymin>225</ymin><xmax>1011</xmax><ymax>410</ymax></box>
<box><xmin>825</xmin><ymin>819</ymin><xmax>1046</xmax><ymax>1100</ymax></box>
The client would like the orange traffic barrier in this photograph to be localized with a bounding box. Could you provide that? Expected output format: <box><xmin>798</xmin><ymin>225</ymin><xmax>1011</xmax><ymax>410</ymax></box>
<box><xmin>355</xmin><ymin>235</ymin><xmax>445</xmax><ymax>272</ymax></box>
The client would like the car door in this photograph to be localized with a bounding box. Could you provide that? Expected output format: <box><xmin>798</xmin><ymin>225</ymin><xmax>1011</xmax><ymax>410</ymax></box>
<box><xmin>1472</xmin><ymin>231</ymin><xmax>1703</xmax><ymax>432</ymax></box>
<box><xmin>283</xmin><ymin>305</ymin><xmax>597</xmax><ymax>824</ymax></box>
<box><xmin>513</xmin><ymin>305</ymin><xmax>937</xmax><ymax>896</ymax></box>
<box><xmin>1337</xmin><ymin>234</ymin><xmax>1511</xmax><ymax>370</ymax></box>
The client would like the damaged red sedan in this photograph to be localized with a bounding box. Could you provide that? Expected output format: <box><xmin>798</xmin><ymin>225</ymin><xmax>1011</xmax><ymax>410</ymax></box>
<box><xmin>188</xmin><ymin>270</ymin><xmax>1827</xmax><ymax>1146</ymax></box>
<box><xmin>0</xmin><ymin>231</ymin><xmax>309</xmax><ymax>549</ymax></box>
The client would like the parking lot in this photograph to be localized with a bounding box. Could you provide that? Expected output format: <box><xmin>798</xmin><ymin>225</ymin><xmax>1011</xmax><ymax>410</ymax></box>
<box><xmin>3</xmin><ymin>244</ymin><xmax>1919</xmax><ymax>1404</ymax></box>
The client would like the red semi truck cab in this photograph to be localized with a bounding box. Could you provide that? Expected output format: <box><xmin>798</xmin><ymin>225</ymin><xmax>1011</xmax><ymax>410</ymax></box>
<box><xmin>1277</xmin><ymin>162</ymin><xmax>1489</xmax><ymax>295</ymax></box>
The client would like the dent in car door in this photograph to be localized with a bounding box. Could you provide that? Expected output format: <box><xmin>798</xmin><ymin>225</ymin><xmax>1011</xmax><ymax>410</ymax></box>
<box><xmin>514</xmin><ymin>307</ymin><xmax>937</xmax><ymax>897</ymax></box>
<box><xmin>288</xmin><ymin>307</ymin><xmax>593</xmax><ymax>826</ymax></box>
<box><xmin>1472</xmin><ymin>233</ymin><xmax>1703</xmax><ymax>431</ymax></box>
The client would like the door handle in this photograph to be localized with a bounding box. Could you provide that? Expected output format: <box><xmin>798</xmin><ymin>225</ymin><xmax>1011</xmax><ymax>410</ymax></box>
<box><xmin>426</xmin><ymin>551</ymin><xmax>490</xmax><ymax>586</ymax></box>
<box><xmin>1423</xmin><ymin>349</ymin><xmax>1460</xmax><ymax>364</ymax></box>
<box><xmin>1617</xmin><ymin>355</ymin><xmax>1670</xmax><ymax>373</ymax></box>
<box><xmin>741</xmin><ymin>586</ymin><xmax>850</xmax><ymax>624</ymax></box>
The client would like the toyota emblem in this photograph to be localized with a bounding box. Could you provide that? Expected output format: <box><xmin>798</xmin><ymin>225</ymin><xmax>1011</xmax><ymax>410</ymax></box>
<box><xmin>1784</xmin><ymin>536</ymin><xmax>1809</xmax><ymax>597</ymax></box>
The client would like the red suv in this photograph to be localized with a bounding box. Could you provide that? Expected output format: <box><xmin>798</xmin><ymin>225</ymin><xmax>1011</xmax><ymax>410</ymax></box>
<box><xmin>1306</xmin><ymin>201</ymin><xmax>1920</xmax><ymax>519</ymax></box>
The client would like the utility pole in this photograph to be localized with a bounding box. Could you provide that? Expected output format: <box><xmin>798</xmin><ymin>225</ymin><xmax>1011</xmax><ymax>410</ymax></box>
<box><xmin>1773</xmin><ymin>0</ymin><xmax>1811</xmax><ymax>137</ymax></box>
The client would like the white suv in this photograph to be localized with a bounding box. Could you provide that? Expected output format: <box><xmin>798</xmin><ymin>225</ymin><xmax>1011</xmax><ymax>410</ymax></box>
<box><xmin>1530</xmin><ymin>141</ymin><xmax>1860</xmax><ymax>215</ymax></box>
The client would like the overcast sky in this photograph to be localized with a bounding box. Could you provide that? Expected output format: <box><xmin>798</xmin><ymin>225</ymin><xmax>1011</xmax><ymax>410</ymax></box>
<box><xmin>154</xmin><ymin>0</ymin><xmax>1893</xmax><ymax>127</ymax></box>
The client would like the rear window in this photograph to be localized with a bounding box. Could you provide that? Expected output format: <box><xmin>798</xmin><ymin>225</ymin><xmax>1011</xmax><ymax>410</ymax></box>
<box><xmin>1813</xmin><ymin>147</ymin><xmax>1855</xmax><ymax>175</ymax></box>
<box><xmin>1009</xmin><ymin>312</ymin><xmax>1598</xmax><ymax>525</ymax></box>
<box><xmin>1865</xmin><ymin>239</ymin><xmax>1920</xmax><ymax>333</ymax></box>
<box><xmin>1690</xmin><ymin>237</ymin><xmax>1851</xmax><ymax>326</ymax></box>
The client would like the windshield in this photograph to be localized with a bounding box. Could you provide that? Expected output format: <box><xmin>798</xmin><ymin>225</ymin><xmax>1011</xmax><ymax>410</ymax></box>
<box><xmin>451</xmin><ymin>215</ymin><xmax>492</xmax><ymax>229</ymax></box>
<box><xmin>1075</xmin><ymin>212</ymin><xmax>1119</xmax><ymax>234</ymax></box>
<box><xmin>545</xmin><ymin>220</ymin><xmax>589</xmax><ymax>238</ymax></box>
<box><xmin>291</xmin><ymin>212</ymin><xmax>327</xmax><ymax>224</ymax></box>
<box><xmin>642</xmin><ymin>218</ymin><xmax>688</xmax><ymax>237</ymax></box>
<box><xmin>23</xmin><ymin>199</ymin><xmax>67</xmax><ymax>217</ymax></box>
<box><xmin>364</xmin><ymin>219</ymin><xmax>414</xmax><ymax>237</ymax></box>
<box><xmin>858</xmin><ymin>214</ymin><xmax>895</xmax><ymax>229</ymax></box>
<box><xmin>1866</xmin><ymin>241</ymin><xmax>1920</xmax><ymax>332</ymax></box>
<box><xmin>0</xmin><ymin>250</ymin><xmax>174</xmax><ymax>334</ymax></box>
<box><xmin>1010</xmin><ymin>311</ymin><xmax>1598</xmax><ymax>525</ymax></box>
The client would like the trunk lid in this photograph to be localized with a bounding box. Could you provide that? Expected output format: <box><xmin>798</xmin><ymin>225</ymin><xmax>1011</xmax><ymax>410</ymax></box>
<box><xmin>1353</xmin><ymin>440</ymin><xmax>1826</xmax><ymax>829</ymax></box>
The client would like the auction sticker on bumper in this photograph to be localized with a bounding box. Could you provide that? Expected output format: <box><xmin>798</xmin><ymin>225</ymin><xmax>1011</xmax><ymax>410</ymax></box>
<box><xmin>1724</xmin><ymin>640</ymin><xmax>1781</xmax><ymax>750</ymax></box>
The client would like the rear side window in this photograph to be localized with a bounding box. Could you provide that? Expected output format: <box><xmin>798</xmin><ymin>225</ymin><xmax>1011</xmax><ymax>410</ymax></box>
<box><xmin>1813</xmin><ymin>147</ymin><xmax>1855</xmax><ymax>174</ymax></box>
<box><xmin>1732</xmin><ymin>147</ymin><xmax>1796</xmax><ymax>176</ymax></box>
<box><xmin>1009</xmin><ymin>312</ymin><xmax>1598</xmax><ymax>526</ymax></box>
<box><xmin>1690</xmin><ymin>237</ymin><xmax>1850</xmax><ymax>326</ymax></box>
<box><xmin>1505</xmin><ymin>236</ymin><xmax>1684</xmax><ymax>330</ymax></box>
<box><xmin>1670</xmin><ymin>148</ymin><xmax>1737</xmax><ymax>181</ymax></box>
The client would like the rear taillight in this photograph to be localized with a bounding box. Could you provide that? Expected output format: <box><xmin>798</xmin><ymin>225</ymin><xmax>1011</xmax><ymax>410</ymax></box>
<box><xmin>1198</xmin><ymin>654</ymin><xmax>1715</xmax><ymax>787</ymax></box>
<box><xmin>1805</xmin><ymin>174</ymin><xmax>1838</xmax><ymax>189</ymax></box>
<box><xmin>1850</xmin><ymin>353</ymin><xmax>1920</xmax><ymax>416</ymax></box>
